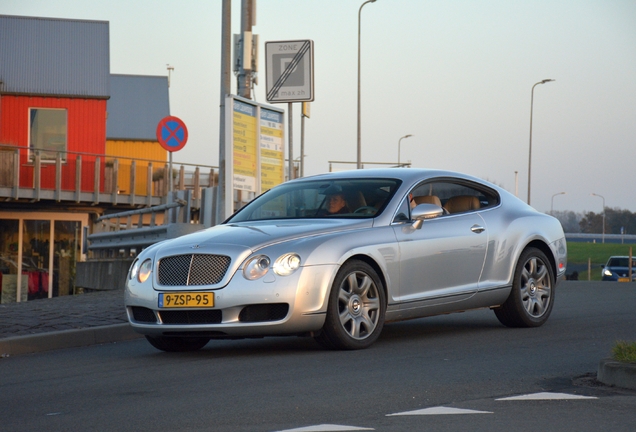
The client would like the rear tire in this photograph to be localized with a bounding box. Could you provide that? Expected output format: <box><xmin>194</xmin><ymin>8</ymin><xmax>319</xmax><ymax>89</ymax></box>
<box><xmin>315</xmin><ymin>260</ymin><xmax>386</xmax><ymax>350</ymax></box>
<box><xmin>494</xmin><ymin>247</ymin><xmax>555</xmax><ymax>328</ymax></box>
<box><xmin>145</xmin><ymin>335</ymin><xmax>210</xmax><ymax>352</ymax></box>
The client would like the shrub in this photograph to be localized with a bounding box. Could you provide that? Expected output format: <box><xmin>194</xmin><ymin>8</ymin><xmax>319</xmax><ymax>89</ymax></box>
<box><xmin>612</xmin><ymin>341</ymin><xmax>636</xmax><ymax>363</ymax></box>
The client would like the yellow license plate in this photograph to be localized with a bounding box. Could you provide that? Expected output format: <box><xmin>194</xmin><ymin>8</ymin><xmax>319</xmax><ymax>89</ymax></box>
<box><xmin>618</xmin><ymin>277</ymin><xmax>630</xmax><ymax>282</ymax></box>
<box><xmin>159</xmin><ymin>292</ymin><xmax>214</xmax><ymax>308</ymax></box>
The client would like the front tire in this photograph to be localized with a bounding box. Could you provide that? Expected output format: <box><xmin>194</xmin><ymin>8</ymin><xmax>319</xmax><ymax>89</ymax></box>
<box><xmin>494</xmin><ymin>247</ymin><xmax>555</xmax><ymax>328</ymax></box>
<box><xmin>145</xmin><ymin>335</ymin><xmax>210</xmax><ymax>352</ymax></box>
<box><xmin>315</xmin><ymin>260</ymin><xmax>386</xmax><ymax>350</ymax></box>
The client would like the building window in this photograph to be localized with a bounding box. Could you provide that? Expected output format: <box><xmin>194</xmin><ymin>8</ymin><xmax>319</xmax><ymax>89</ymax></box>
<box><xmin>0</xmin><ymin>212</ymin><xmax>87</xmax><ymax>304</ymax></box>
<box><xmin>29</xmin><ymin>108</ymin><xmax>67</xmax><ymax>162</ymax></box>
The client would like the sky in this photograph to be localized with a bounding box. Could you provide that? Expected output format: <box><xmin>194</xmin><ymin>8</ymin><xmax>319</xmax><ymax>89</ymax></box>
<box><xmin>2</xmin><ymin>0</ymin><xmax>635</xmax><ymax>214</ymax></box>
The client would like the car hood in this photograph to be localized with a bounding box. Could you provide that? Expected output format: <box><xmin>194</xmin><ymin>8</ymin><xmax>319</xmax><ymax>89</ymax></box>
<box><xmin>156</xmin><ymin>218</ymin><xmax>374</xmax><ymax>253</ymax></box>
<box><xmin>143</xmin><ymin>219</ymin><xmax>374</xmax><ymax>290</ymax></box>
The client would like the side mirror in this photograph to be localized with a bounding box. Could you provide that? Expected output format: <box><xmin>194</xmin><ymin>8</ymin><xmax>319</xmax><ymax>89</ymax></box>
<box><xmin>411</xmin><ymin>203</ymin><xmax>444</xmax><ymax>229</ymax></box>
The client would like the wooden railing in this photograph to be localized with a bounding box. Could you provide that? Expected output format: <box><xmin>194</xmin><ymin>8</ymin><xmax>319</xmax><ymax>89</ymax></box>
<box><xmin>0</xmin><ymin>144</ymin><xmax>218</xmax><ymax>207</ymax></box>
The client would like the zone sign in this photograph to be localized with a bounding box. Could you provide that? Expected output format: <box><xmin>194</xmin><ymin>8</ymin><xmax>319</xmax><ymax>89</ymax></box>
<box><xmin>265</xmin><ymin>40</ymin><xmax>314</xmax><ymax>103</ymax></box>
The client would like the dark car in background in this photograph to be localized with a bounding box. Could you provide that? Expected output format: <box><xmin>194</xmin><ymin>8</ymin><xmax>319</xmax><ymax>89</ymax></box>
<box><xmin>602</xmin><ymin>256</ymin><xmax>636</xmax><ymax>281</ymax></box>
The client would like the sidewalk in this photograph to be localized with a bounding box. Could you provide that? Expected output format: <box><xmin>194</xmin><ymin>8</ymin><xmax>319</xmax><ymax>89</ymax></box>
<box><xmin>0</xmin><ymin>289</ymin><xmax>142</xmax><ymax>356</ymax></box>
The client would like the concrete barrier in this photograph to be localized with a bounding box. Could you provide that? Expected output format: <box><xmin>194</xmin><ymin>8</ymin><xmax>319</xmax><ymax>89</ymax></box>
<box><xmin>597</xmin><ymin>358</ymin><xmax>636</xmax><ymax>390</ymax></box>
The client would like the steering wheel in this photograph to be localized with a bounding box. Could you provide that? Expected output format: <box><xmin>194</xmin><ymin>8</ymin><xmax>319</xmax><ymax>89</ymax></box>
<box><xmin>353</xmin><ymin>206</ymin><xmax>377</xmax><ymax>215</ymax></box>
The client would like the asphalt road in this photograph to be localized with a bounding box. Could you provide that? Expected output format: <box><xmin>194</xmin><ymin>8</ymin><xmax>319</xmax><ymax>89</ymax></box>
<box><xmin>1</xmin><ymin>282</ymin><xmax>635</xmax><ymax>432</ymax></box>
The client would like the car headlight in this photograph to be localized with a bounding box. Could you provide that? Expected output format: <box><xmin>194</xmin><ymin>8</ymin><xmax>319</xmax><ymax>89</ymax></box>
<box><xmin>243</xmin><ymin>255</ymin><xmax>271</xmax><ymax>280</ymax></box>
<box><xmin>603</xmin><ymin>269</ymin><xmax>613</xmax><ymax>277</ymax></box>
<box><xmin>273</xmin><ymin>253</ymin><xmax>301</xmax><ymax>276</ymax></box>
<box><xmin>129</xmin><ymin>259</ymin><xmax>140</xmax><ymax>280</ymax></box>
<box><xmin>138</xmin><ymin>259</ymin><xmax>153</xmax><ymax>283</ymax></box>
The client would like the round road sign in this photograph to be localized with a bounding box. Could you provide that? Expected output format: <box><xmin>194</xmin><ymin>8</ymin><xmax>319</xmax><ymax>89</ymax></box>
<box><xmin>156</xmin><ymin>116</ymin><xmax>188</xmax><ymax>152</ymax></box>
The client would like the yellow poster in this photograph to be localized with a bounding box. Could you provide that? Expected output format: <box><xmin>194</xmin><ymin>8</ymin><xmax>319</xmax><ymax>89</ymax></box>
<box><xmin>233</xmin><ymin>100</ymin><xmax>258</xmax><ymax>191</ymax></box>
<box><xmin>260</xmin><ymin>108</ymin><xmax>284</xmax><ymax>191</ymax></box>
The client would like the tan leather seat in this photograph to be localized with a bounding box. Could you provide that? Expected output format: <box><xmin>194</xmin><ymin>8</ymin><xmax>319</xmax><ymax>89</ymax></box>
<box><xmin>413</xmin><ymin>195</ymin><xmax>442</xmax><ymax>207</ymax></box>
<box><xmin>443</xmin><ymin>195</ymin><xmax>480</xmax><ymax>214</ymax></box>
<box><xmin>346</xmin><ymin>191</ymin><xmax>367</xmax><ymax>210</ymax></box>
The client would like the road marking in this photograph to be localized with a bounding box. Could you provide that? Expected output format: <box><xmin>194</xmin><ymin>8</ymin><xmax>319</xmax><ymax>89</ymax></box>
<box><xmin>496</xmin><ymin>392</ymin><xmax>597</xmax><ymax>401</ymax></box>
<box><xmin>276</xmin><ymin>425</ymin><xmax>374</xmax><ymax>432</ymax></box>
<box><xmin>387</xmin><ymin>406</ymin><xmax>493</xmax><ymax>416</ymax></box>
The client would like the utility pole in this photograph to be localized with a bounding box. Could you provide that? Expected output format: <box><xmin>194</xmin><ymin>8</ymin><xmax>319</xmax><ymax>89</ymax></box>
<box><xmin>216</xmin><ymin>0</ymin><xmax>231</xmax><ymax>224</ymax></box>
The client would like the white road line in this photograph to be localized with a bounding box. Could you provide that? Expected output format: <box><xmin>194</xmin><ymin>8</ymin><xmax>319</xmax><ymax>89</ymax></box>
<box><xmin>276</xmin><ymin>424</ymin><xmax>374</xmax><ymax>432</ymax></box>
<box><xmin>496</xmin><ymin>392</ymin><xmax>598</xmax><ymax>401</ymax></box>
<box><xmin>387</xmin><ymin>406</ymin><xmax>493</xmax><ymax>416</ymax></box>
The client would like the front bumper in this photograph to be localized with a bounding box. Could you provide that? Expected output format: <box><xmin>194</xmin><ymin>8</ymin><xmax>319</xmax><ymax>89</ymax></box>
<box><xmin>124</xmin><ymin>264</ymin><xmax>338</xmax><ymax>338</ymax></box>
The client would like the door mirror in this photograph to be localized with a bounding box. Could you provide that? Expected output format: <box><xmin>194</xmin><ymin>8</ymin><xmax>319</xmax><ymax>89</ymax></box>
<box><xmin>411</xmin><ymin>203</ymin><xmax>444</xmax><ymax>229</ymax></box>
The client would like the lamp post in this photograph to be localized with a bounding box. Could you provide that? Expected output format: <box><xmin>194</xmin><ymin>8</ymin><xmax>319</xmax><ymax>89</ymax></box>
<box><xmin>357</xmin><ymin>0</ymin><xmax>377</xmax><ymax>169</ymax></box>
<box><xmin>551</xmin><ymin>191</ymin><xmax>565</xmax><ymax>214</ymax></box>
<box><xmin>527</xmin><ymin>79</ymin><xmax>554</xmax><ymax>205</ymax></box>
<box><xmin>591</xmin><ymin>192</ymin><xmax>606</xmax><ymax>244</ymax></box>
<box><xmin>398</xmin><ymin>134</ymin><xmax>412</xmax><ymax>166</ymax></box>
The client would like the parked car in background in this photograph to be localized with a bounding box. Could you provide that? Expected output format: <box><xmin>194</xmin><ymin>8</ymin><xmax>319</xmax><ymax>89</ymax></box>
<box><xmin>602</xmin><ymin>256</ymin><xmax>636</xmax><ymax>281</ymax></box>
<box><xmin>125</xmin><ymin>169</ymin><xmax>567</xmax><ymax>352</ymax></box>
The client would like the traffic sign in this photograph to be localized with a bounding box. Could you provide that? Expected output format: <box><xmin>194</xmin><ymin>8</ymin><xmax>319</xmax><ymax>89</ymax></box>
<box><xmin>156</xmin><ymin>116</ymin><xmax>188</xmax><ymax>152</ymax></box>
<box><xmin>265</xmin><ymin>40</ymin><xmax>314</xmax><ymax>103</ymax></box>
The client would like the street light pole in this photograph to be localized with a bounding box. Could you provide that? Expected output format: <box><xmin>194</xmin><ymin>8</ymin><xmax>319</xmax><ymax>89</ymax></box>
<box><xmin>398</xmin><ymin>134</ymin><xmax>412</xmax><ymax>166</ymax></box>
<box><xmin>591</xmin><ymin>193</ymin><xmax>606</xmax><ymax>244</ymax></box>
<box><xmin>357</xmin><ymin>0</ymin><xmax>376</xmax><ymax>169</ymax></box>
<box><xmin>551</xmin><ymin>191</ymin><xmax>565</xmax><ymax>213</ymax></box>
<box><xmin>527</xmin><ymin>79</ymin><xmax>554</xmax><ymax>206</ymax></box>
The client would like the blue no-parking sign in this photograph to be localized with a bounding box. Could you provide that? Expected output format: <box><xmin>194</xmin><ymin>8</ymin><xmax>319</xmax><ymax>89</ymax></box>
<box><xmin>156</xmin><ymin>116</ymin><xmax>188</xmax><ymax>152</ymax></box>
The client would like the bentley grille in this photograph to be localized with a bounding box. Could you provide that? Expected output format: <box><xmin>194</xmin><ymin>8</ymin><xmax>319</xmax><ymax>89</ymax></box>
<box><xmin>158</xmin><ymin>254</ymin><xmax>231</xmax><ymax>286</ymax></box>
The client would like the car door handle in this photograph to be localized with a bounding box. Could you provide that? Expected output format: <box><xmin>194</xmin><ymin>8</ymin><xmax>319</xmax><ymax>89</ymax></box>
<box><xmin>471</xmin><ymin>224</ymin><xmax>485</xmax><ymax>233</ymax></box>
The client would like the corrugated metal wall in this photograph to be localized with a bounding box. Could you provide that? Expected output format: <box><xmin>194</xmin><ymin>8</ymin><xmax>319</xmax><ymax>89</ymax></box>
<box><xmin>0</xmin><ymin>15</ymin><xmax>110</xmax><ymax>98</ymax></box>
<box><xmin>0</xmin><ymin>95</ymin><xmax>107</xmax><ymax>191</ymax></box>
<box><xmin>106</xmin><ymin>140</ymin><xmax>167</xmax><ymax>195</ymax></box>
<box><xmin>107</xmin><ymin>75</ymin><xmax>170</xmax><ymax>140</ymax></box>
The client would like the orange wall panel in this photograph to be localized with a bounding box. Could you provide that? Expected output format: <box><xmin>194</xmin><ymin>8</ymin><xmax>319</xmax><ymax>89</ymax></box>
<box><xmin>106</xmin><ymin>140</ymin><xmax>167</xmax><ymax>195</ymax></box>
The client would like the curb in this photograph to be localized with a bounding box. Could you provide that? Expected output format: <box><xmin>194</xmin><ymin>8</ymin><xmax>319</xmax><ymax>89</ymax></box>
<box><xmin>0</xmin><ymin>324</ymin><xmax>143</xmax><ymax>357</ymax></box>
<box><xmin>597</xmin><ymin>358</ymin><xmax>636</xmax><ymax>390</ymax></box>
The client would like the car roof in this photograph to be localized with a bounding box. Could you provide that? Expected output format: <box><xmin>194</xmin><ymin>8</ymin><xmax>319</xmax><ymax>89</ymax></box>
<box><xmin>294</xmin><ymin>168</ymin><xmax>492</xmax><ymax>186</ymax></box>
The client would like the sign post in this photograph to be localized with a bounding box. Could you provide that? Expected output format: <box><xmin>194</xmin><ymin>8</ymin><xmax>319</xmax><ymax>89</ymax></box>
<box><xmin>156</xmin><ymin>116</ymin><xmax>188</xmax><ymax>194</ymax></box>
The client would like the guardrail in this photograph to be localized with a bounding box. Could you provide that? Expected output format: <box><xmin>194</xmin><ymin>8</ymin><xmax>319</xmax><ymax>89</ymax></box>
<box><xmin>565</xmin><ymin>233</ymin><xmax>636</xmax><ymax>244</ymax></box>
<box><xmin>86</xmin><ymin>188</ymin><xmax>218</xmax><ymax>259</ymax></box>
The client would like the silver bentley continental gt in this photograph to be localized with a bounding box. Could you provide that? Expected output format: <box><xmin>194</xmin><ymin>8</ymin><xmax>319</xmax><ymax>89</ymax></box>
<box><xmin>125</xmin><ymin>169</ymin><xmax>567</xmax><ymax>352</ymax></box>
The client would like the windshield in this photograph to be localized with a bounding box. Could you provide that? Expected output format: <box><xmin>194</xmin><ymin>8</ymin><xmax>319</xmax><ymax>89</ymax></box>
<box><xmin>227</xmin><ymin>178</ymin><xmax>401</xmax><ymax>222</ymax></box>
<box><xmin>608</xmin><ymin>257</ymin><xmax>636</xmax><ymax>267</ymax></box>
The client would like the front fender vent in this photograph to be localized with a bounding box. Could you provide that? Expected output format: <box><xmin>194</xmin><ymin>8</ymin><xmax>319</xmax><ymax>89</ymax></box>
<box><xmin>158</xmin><ymin>254</ymin><xmax>231</xmax><ymax>286</ymax></box>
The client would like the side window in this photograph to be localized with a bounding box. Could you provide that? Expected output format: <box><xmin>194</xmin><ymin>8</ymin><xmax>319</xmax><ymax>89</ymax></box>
<box><xmin>411</xmin><ymin>179</ymin><xmax>500</xmax><ymax>215</ymax></box>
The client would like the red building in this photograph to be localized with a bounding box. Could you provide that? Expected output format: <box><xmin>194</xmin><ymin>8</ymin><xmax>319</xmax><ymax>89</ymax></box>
<box><xmin>0</xmin><ymin>15</ymin><xmax>171</xmax><ymax>303</ymax></box>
